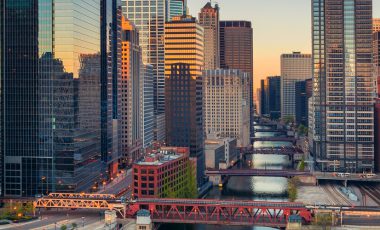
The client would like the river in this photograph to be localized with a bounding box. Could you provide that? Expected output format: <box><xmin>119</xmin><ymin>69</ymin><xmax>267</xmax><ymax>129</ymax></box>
<box><xmin>160</xmin><ymin>127</ymin><xmax>293</xmax><ymax>230</ymax></box>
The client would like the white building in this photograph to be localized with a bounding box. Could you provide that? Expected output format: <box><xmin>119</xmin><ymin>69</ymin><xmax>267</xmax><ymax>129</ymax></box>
<box><xmin>280</xmin><ymin>52</ymin><xmax>312</xmax><ymax>119</ymax></box>
<box><xmin>204</xmin><ymin>69</ymin><xmax>250</xmax><ymax>147</ymax></box>
<box><xmin>205</xmin><ymin>132</ymin><xmax>237</xmax><ymax>169</ymax></box>
<box><xmin>122</xmin><ymin>0</ymin><xmax>166</xmax><ymax>142</ymax></box>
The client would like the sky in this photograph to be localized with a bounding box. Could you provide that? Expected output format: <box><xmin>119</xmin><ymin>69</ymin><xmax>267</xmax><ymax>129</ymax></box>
<box><xmin>188</xmin><ymin>0</ymin><xmax>380</xmax><ymax>90</ymax></box>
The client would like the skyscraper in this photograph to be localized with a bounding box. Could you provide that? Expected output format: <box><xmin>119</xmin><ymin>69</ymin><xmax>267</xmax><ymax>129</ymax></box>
<box><xmin>164</xmin><ymin>16</ymin><xmax>205</xmax><ymax>187</ymax></box>
<box><xmin>121</xmin><ymin>18</ymin><xmax>143</xmax><ymax>165</ymax></box>
<box><xmin>295</xmin><ymin>81</ymin><xmax>308</xmax><ymax>126</ymax></box>
<box><xmin>204</xmin><ymin>69</ymin><xmax>251</xmax><ymax>148</ymax></box>
<box><xmin>267</xmin><ymin>76</ymin><xmax>281</xmax><ymax>120</ymax></box>
<box><xmin>199</xmin><ymin>2</ymin><xmax>220</xmax><ymax>69</ymax></box>
<box><xmin>1</xmin><ymin>0</ymin><xmax>104</xmax><ymax>196</ymax></box>
<box><xmin>122</xmin><ymin>0</ymin><xmax>166</xmax><ymax>142</ymax></box>
<box><xmin>260</xmin><ymin>79</ymin><xmax>269</xmax><ymax>116</ymax></box>
<box><xmin>312</xmin><ymin>0</ymin><xmax>375</xmax><ymax>172</ymax></box>
<box><xmin>220</xmin><ymin>21</ymin><xmax>253</xmax><ymax>134</ymax></box>
<box><xmin>101</xmin><ymin>0</ymin><xmax>122</xmax><ymax>179</ymax></box>
<box><xmin>280</xmin><ymin>52</ymin><xmax>312</xmax><ymax>119</ymax></box>
<box><xmin>168</xmin><ymin>0</ymin><xmax>187</xmax><ymax>20</ymax></box>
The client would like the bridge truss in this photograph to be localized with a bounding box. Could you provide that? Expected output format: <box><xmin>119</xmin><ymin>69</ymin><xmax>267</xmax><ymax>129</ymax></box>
<box><xmin>126</xmin><ymin>198</ymin><xmax>312</xmax><ymax>227</ymax></box>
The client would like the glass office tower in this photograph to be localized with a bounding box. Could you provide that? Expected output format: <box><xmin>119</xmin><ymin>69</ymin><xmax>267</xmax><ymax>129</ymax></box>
<box><xmin>1</xmin><ymin>0</ymin><xmax>103</xmax><ymax>196</ymax></box>
<box><xmin>168</xmin><ymin>0</ymin><xmax>187</xmax><ymax>20</ymax></box>
<box><xmin>311</xmin><ymin>0</ymin><xmax>375</xmax><ymax>172</ymax></box>
<box><xmin>122</xmin><ymin>0</ymin><xmax>166</xmax><ymax>142</ymax></box>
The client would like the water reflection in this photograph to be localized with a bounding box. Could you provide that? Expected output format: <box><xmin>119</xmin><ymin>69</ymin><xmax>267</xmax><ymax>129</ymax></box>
<box><xmin>254</xmin><ymin>141</ymin><xmax>293</xmax><ymax>148</ymax></box>
<box><xmin>160</xmin><ymin>138</ymin><xmax>291</xmax><ymax>230</ymax></box>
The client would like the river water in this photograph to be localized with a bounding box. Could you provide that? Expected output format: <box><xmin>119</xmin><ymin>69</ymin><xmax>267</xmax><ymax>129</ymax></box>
<box><xmin>160</xmin><ymin>127</ymin><xmax>292</xmax><ymax>230</ymax></box>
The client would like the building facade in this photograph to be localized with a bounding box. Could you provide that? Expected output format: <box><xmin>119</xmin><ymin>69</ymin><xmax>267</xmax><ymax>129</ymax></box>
<box><xmin>121</xmin><ymin>18</ymin><xmax>143</xmax><ymax>165</ymax></box>
<box><xmin>1</xmin><ymin>0</ymin><xmax>105</xmax><ymax>196</ymax></box>
<box><xmin>295</xmin><ymin>81</ymin><xmax>308</xmax><ymax>126</ymax></box>
<box><xmin>374</xmin><ymin>32</ymin><xmax>380</xmax><ymax>97</ymax></box>
<box><xmin>374</xmin><ymin>18</ymin><xmax>380</xmax><ymax>33</ymax></box>
<box><xmin>204</xmin><ymin>69</ymin><xmax>251</xmax><ymax>148</ymax></box>
<box><xmin>220</xmin><ymin>21</ymin><xmax>253</xmax><ymax>135</ymax></box>
<box><xmin>101</xmin><ymin>0</ymin><xmax>122</xmax><ymax>179</ymax></box>
<box><xmin>164</xmin><ymin>16</ymin><xmax>205</xmax><ymax>187</ymax></box>
<box><xmin>141</xmin><ymin>64</ymin><xmax>155</xmax><ymax>148</ymax></box>
<box><xmin>132</xmin><ymin>147</ymin><xmax>192</xmax><ymax>198</ymax></box>
<box><xmin>260</xmin><ymin>79</ymin><xmax>268</xmax><ymax>116</ymax></box>
<box><xmin>199</xmin><ymin>2</ymin><xmax>220</xmax><ymax>70</ymax></box>
<box><xmin>260</xmin><ymin>76</ymin><xmax>281</xmax><ymax>119</ymax></box>
<box><xmin>267</xmin><ymin>76</ymin><xmax>281</xmax><ymax>119</ymax></box>
<box><xmin>311</xmin><ymin>0</ymin><xmax>375</xmax><ymax>172</ymax></box>
<box><xmin>168</xmin><ymin>0</ymin><xmax>187</xmax><ymax>20</ymax></box>
<box><xmin>280</xmin><ymin>52</ymin><xmax>312</xmax><ymax>119</ymax></box>
<box><xmin>122</xmin><ymin>0</ymin><xmax>166</xmax><ymax>142</ymax></box>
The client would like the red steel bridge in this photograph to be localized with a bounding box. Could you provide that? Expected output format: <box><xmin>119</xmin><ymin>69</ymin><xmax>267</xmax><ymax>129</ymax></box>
<box><xmin>205</xmin><ymin>169</ymin><xmax>312</xmax><ymax>177</ymax></box>
<box><xmin>33</xmin><ymin>193</ymin><xmax>312</xmax><ymax>227</ymax></box>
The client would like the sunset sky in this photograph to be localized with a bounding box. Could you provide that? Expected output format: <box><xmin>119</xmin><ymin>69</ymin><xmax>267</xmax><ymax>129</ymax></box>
<box><xmin>188</xmin><ymin>0</ymin><xmax>380</xmax><ymax>90</ymax></box>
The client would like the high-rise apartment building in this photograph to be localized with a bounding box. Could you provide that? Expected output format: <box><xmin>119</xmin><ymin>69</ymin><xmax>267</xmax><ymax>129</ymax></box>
<box><xmin>374</xmin><ymin>18</ymin><xmax>380</xmax><ymax>32</ymax></box>
<box><xmin>220</xmin><ymin>21</ymin><xmax>253</xmax><ymax>134</ymax></box>
<box><xmin>199</xmin><ymin>2</ymin><xmax>220</xmax><ymax>69</ymax></box>
<box><xmin>204</xmin><ymin>69</ymin><xmax>251</xmax><ymax>148</ymax></box>
<box><xmin>280</xmin><ymin>52</ymin><xmax>312</xmax><ymax>119</ymax></box>
<box><xmin>164</xmin><ymin>15</ymin><xmax>205</xmax><ymax>187</ymax></box>
<box><xmin>121</xmin><ymin>18</ymin><xmax>143</xmax><ymax>165</ymax></box>
<box><xmin>168</xmin><ymin>0</ymin><xmax>187</xmax><ymax>20</ymax></box>
<box><xmin>122</xmin><ymin>0</ymin><xmax>166</xmax><ymax>142</ymax></box>
<box><xmin>1</xmin><ymin>0</ymin><xmax>107</xmax><ymax>196</ymax></box>
<box><xmin>311</xmin><ymin>0</ymin><xmax>375</xmax><ymax>172</ymax></box>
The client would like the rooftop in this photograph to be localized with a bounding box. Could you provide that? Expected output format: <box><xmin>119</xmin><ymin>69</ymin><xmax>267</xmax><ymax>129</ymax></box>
<box><xmin>135</xmin><ymin>147</ymin><xmax>188</xmax><ymax>166</ymax></box>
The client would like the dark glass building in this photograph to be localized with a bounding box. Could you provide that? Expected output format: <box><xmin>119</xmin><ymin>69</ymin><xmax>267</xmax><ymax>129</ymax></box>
<box><xmin>260</xmin><ymin>79</ymin><xmax>268</xmax><ymax>116</ymax></box>
<box><xmin>165</xmin><ymin>64</ymin><xmax>204</xmax><ymax>187</ymax></box>
<box><xmin>260</xmin><ymin>76</ymin><xmax>281</xmax><ymax>120</ymax></box>
<box><xmin>267</xmin><ymin>76</ymin><xmax>281</xmax><ymax>120</ymax></box>
<box><xmin>101</xmin><ymin>0</ymin><xmax>122</xmax><ymax>178</ymax></box>
<box><xmin>1</xmin><ymin>0</ymin><xmax>106</xmax><ymax>196</ymax></box>
<box><xmin>295</xmin><ymin>81</ymin><xmax>308</xmax><ymax>126</ymax></box>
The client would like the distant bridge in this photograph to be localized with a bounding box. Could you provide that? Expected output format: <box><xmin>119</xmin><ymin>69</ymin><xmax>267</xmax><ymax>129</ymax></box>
<box><xmin>241</xmin><ymin>146</ymin><xmax>301</xmax><ymax>156</ymax></box>
<box><xmin>251</xmin><ymin>137</ymin><xmax>296</xmax><ymax>142</ymax></box>
<box><xmin>205</xmin><ymin>169</ymin><xmax>312</xmax><ymax>177</ymax></box>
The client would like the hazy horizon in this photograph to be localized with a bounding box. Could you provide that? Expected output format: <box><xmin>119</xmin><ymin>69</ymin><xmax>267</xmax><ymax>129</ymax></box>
<box><xmin>189</xmin><ymin>0</ymin><xmax>380</xmax><ymax>90</ymax></box>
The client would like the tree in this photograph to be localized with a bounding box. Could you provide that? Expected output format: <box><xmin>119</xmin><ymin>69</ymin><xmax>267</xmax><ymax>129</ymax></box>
<box><xmin>314</xmin><ymin>213</ymin><xmax>332</xmax><ymax>230</ymax></box>
<box><xmin>288</xmin><ymin>177</ymin><xmax>299</xmax><ymax>202</ymax></box>
<box><xmin>283</xmin><ymin>116</ymin><xmax>295</xmax><ymax>125</ymax></box>
<box><xmin>71</xmin><ymin>222</ymin><xmax>78</xmax><ymax>229</ymax></box>
<box><xmin>297</xmin><ymin>124</ymin><xmax>308</xmax><ymax>136</ymax></box>
<box><xmin>297</xmin><ymin>158</ymin><xmax>305</xmax><ymax>171</ymax></box>
<box><xmin>60</xmin><ymin>225</ymin><xmax>67</xmax><ymax>230</ymax></box>
<box><xmin>183</xmin><ymin>161</ymin><xmax>197</xmax><ymax>199</ymax></box>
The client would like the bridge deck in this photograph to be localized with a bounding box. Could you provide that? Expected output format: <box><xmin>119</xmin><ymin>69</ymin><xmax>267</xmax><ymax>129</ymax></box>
<box><xmin>206</xmin><ymin>169</ymin><xmax>312</xmax><ymax>177</ymax></box>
